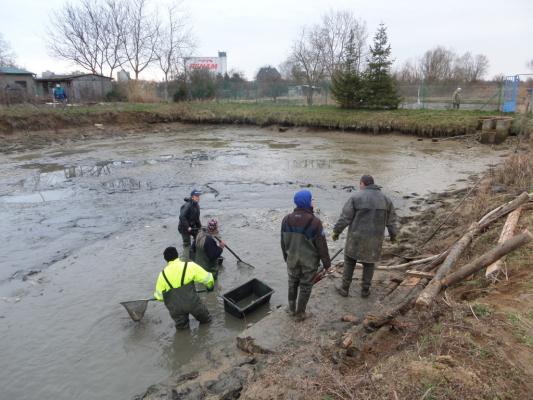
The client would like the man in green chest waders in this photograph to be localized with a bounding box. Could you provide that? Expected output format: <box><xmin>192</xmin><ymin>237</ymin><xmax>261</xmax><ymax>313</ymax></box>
<box><xmin>154</xmin><ymin>247</ymin><xmax>214</xmax><ymax>329</ymax></box>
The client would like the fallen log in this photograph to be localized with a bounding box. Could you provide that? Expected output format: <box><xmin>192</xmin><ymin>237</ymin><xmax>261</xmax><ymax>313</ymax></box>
<box><xmin>419</xmin><ymin>250</ymin><xmax>449</xmax><ymax>272</ymax></box>
<box><xmin>485</xmin><ymin>207</ymin><xmax>522</xmax><ymax>279</ymax></box>
<box><xmin>406</xmin><ymin>270</ymin><xmax>435</xmax><ymax>279</ymax></box>
<box><xmin>416</xmin><ymin>192</ymin><xmax>531</xmax><ymax>308</ymax></box>
<box><xmin>477</xmin><ymin>192</ymin><xmax>530</xmax><ymax>230</ymax></box>
<box><xmin>442</xmin><ymin>230</ymin><xmax>532</xmax><ymax>287</ymax></box>
<box><xmin>357</xmin><ymin>253</ymin><xmax>442</xmax><ymax>271</ymax></box>
<box><xmin>416</xmin><ymin>222</ymin><xmax>478</xmax><ymax>308</ymax></box>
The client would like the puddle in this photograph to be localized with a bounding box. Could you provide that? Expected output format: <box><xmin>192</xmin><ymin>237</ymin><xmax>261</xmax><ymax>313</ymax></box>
<box><xmin>12</xmin><ymin>153</ymin><xmax>43</xmax><ymax>161</ymax></box>
<box><xmin>267</xmin><ymin>143</ymin><xmax>299</xmax><ymax>149</ymax></box>
<box><xmin>0</xmin><ymin>188</ymin><xmax>74</xmax><ymax>203</ymax></box>
<box><xmin>19</xmin><ymin>163</ymin><xmax>65</xmax><ymax>172</ymax></box>
<box><xmin>420</xmin><ymin>148</ymin><xmax>444</xmax><ymax>155</ymax></box>
<box><xmin>48</xmin><ymin>149</ymin><xmax>92</xmax><ymax>158</ymax></box>
<box><xmin>335</xmin><ymin>158</ymin><xmax>358</xmax><ymax>165</ymax></box>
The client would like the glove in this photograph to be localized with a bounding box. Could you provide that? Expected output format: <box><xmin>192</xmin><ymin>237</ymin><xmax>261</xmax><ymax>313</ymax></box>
<box><xmin>332</xmin><ymin>232</ymin><xmax>339</xmax><ymax>241</ymax></box>
<box><xmin>323</xmin><ymin>263</ymin><xmax>331</xmax><ymax>271</ymax></box>
<box><xmin>206</xmin><ymin>284</ymin><xmax>214</xmax><ymax>292</ymax></box>
<box><xmin>390</xmin><ymin>234</ymin><xmax>397</xmax><ymax>243</ymax></box>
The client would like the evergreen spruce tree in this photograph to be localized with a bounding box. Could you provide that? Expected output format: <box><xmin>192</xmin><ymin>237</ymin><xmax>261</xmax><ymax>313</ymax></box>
<box><xmin>365</xmin><ymin>23</ymin><xmax>400</xmax><ymax>109</ymax></box>
<box><xmin>331</xmin><ymin>30</ymin><xmax>365</xmax><ymax>108</ymax></box>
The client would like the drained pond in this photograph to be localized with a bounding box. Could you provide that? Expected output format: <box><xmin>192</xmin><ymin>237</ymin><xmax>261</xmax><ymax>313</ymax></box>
<box><xmin>0</xmin><ymin>124</ymin><xmax>506</xmax><ymax>400</ymax></box>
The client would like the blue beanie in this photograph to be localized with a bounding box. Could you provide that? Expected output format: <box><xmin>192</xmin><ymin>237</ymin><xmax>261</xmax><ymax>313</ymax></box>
<box><xmin>294</xmin><ymin>189</ymin><xmax>312</xmax><ymax>209</ymax></box>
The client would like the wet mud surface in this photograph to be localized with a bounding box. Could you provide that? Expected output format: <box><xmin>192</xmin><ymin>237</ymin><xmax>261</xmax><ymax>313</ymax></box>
<box><xmin>0</xmin><ymin>123</ymin><xmax>507</xmax><ymax>400</ymax></box>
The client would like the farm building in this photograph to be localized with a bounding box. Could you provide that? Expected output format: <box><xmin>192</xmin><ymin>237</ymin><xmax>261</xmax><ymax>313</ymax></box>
<box><xmin>35</xmin><ymin>73</ymin><xmax>112</xmax><ymax>103</ymax></box>
<box><xmin>0</xmin><ymin>66</ymin><xmax>36</xmax><ymax>104</ymax></box>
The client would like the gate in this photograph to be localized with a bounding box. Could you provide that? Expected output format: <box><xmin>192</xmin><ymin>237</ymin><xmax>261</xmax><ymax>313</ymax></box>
<box><xmin>502</xmin><ymin>75</ymin><xmax>520</xmax><ymax>112</ymax></box>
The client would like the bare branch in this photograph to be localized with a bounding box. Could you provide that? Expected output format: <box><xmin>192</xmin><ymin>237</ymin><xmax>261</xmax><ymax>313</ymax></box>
<box><xmin>123</xmin><ymin>0</ymin><xmax>161</xmax><ymax>79</ymax></box>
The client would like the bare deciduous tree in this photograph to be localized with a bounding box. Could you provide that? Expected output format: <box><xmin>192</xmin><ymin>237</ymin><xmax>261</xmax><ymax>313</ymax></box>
<box><xmin>123</xmin><ymin>0</ymin><xmax>160</xmax><ymax>80</ymax></box>
<box><xmin>400</xmin><ymin>46</ymin><xmax>490</xmax><ymax>83</ymax></box>
<box><xmin>453</xmin><ymin>52</ymin><xmax>489</xmax><ymax>82</ymax></box>
<box><xmin>48</xmin><ymin>0</ymin><xmax>109</xmax><ymax>75</ymax></box>
<box><xmin>290</xmin><ymin>27</ymin><xmax>326</xmax><ymax>105</ymax></box>
<box><xmin>419</xmin><ymin>46</ymin><xmax>456</xmax><ymax>82</ymax></box>
<box><xmin>156</xmin><ymin>3</ymin><xmax>194</xmax><ymax>100</ymax></box>
<box><xmin>104</xmin><ymin>0</ymin><xmax>128</xmax><ymax>78</ymax></box>
<box><xmin>393</xmin><ymin>60</ymin><xmax>421</xmax><ymax>83</ymax></box>
<box><xmin>320</xmin><ymin>9</ymin><xmax>367</xmax><ymax>77</ymax></box>
<box><xmin>0</xmin><ymin>33</ymin><xmax>16</xmax><ymax>67</ymax></box>
<box><xmin>48</xmin><ymin>0</ymin><xmax>129</xmax><ymax>78</ymax></box>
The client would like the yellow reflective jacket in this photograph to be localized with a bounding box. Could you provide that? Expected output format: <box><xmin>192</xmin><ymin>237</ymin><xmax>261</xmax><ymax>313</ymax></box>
<box><xmin>154</xmin><ymin>258</ymin><xmax>214</xmax><ymax>301</ymax></box>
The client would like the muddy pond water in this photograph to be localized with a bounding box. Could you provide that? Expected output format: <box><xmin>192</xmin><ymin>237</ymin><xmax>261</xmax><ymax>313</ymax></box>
<box><xmin>0</xmin><ymin>124</ymin><xmax>505</xmax><ymax>399</ymax></box>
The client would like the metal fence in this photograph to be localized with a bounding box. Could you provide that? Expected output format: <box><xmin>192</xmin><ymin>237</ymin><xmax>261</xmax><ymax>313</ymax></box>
<box><xmin>396</xmin><ymin>81</ymin><xmax>502</xmax><ymax>110</ymax></box>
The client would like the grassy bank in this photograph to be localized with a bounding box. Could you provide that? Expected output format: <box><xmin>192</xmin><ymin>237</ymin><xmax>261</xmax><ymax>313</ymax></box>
<box><xmin>0</xmin><ymin>102</ymin><xmax>508</xmax><ymax>137</ymax></box>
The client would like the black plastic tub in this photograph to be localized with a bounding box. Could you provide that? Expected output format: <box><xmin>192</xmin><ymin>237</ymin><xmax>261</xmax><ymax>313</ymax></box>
<box><xmin>222</xmin><ymin>278</ymin><xmax>274</xmax><ymax>318</ymax></box>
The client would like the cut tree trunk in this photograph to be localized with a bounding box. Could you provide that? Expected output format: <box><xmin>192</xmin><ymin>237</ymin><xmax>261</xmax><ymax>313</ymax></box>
<box><xmin>485</xmin><ymin>207</ymin><xmax>522</xmax><ymax>278</ymax></box>
<box><xmin>416</xmin><ymin>192</ymin><xmax>531</xmax><ymax>308</ymax></box>
<box><xmin>442</xmin><ymin>230</ymin><xmax>532</xmax><ymax>287</ymax></box>
<box><xmin>477</xmin><ymin>192</ymin><xmax>530</xmax><ymax>230</ymax></box>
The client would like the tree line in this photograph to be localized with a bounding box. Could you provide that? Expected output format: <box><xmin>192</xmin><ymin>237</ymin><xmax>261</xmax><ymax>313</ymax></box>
<box><xmin>3</xmin><ymin>4</ymin><xmax>533</xmax><ymax>107</ymax></box>
<box><xmin>394</xmin><ymin>47</ymin><xmax>490</xmax><ymax>84</ymax></box>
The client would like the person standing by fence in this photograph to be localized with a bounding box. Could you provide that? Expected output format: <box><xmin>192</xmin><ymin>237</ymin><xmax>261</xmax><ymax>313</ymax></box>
<box><xmin>452</xmin><ymin>87</ymin><xmax>462</xmax><ymax>109</ymax></box>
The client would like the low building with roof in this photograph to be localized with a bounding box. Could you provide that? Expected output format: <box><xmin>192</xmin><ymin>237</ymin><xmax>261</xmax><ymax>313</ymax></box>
<box><xmin>35</xmin><ymin>73</ymin><xmax>113</xmax><ymax>103</ymax></box>
<box><xmin>0</xmin><ymin>66</ymin><xmax>36</xmax><ymax>104</ymax></box>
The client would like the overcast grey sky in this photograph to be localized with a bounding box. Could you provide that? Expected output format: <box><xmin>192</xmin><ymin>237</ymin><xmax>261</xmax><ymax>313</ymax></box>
<box><xmin>1</xmin><ymin>0</ymin><xmax>532</xmax><ymax>79</ymax></box>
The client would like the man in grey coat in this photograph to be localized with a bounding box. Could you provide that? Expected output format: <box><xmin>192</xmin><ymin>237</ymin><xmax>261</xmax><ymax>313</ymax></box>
<box><xmin>332</xmin><ymin>175</ymin><xmax>398</xmax><ymax>298</ymax></box>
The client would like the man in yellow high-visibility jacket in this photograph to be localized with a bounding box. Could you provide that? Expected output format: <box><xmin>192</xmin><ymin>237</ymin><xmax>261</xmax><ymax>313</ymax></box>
<box><xmin>154</xmin><ymin>247</ymin><xmax>215</xmax><ymax>329</ymax></box>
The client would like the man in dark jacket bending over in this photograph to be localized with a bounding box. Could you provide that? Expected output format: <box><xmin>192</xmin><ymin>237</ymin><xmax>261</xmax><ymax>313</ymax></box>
<box><xmin>281</xmin><ymin>189</ymin><xmax>331</xmax><ymax>321</ymax></box>
<box><xmin>178</xmin><ymin>189</ymin><xmax>202</xmax><ymax>259</ymax></box>
<box><xmin>332</xmin><ymin>175</ymin><xmax>398</xmax><ymax>298</ymax></box>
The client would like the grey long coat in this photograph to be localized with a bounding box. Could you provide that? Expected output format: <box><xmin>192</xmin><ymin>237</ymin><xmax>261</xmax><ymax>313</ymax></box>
<box><xmin>333</xmin><ymin>184</ymin><xmax>398</xmax><ymax>263</ymax></box>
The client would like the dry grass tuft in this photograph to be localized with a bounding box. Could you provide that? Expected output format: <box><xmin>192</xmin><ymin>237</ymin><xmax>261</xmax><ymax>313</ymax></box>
<box><xmin>491</xmin><ymin>152</ymin><xmax>532</xmax><ymax>192</ymax></box>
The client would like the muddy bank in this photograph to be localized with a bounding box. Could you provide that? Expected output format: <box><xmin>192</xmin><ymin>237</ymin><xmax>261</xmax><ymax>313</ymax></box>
<box><xmin>0</xmin><ymin>102</ymin><xmax>499</xmax><ymax>138</ymax></box>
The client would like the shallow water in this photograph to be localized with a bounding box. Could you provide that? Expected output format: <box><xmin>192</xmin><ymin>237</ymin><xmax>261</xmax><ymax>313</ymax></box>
<box><xmin>0</xmin><ymin>124</ymin><xmax>505</xmax><ymax>399</ymax></box>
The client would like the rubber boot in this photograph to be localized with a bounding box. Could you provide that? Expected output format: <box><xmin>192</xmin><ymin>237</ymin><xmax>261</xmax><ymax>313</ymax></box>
<box><xmin>286</xmin><ymin>281</ymin><xmax>298</xmax><ymax>316</ymax></box>
<box><xmin>285</xmin><ymin>301</ymin><xmax>296</xmax><ymax>316</ymax></box>
<box><xmin>361</xmin><ymin>263</ymin><xmax>375</xmax><ymax>298</ymax></box>
<box><xmin>336</xmin><ymin>281</ymin><xmax>350</xmax><ymax>297</ymax></box>
<box><xmin>337</xmin><ymin>256</ymin><xmax>356</xmax><ymax>297</ymax></box>
<box><xmin>294</xmin><ymin>289</ymin><xmax>312</xmax><ymax>322</ymax></box>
